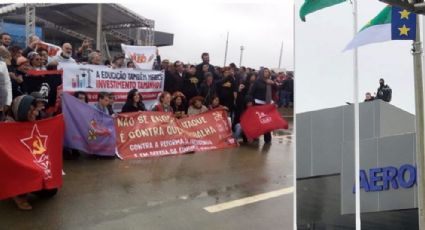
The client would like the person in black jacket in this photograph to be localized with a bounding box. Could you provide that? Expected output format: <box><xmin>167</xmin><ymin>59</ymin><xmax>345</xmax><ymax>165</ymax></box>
<box><xmin>164</xmin><ymin>61</ymin><xmax>184</xmax><ymax>95</ymax></box>
<box><xmin>121</xmin><ymin>89</ymin><xmax>146</xmax><ymax>113</ymax></box>
<box><xmin>196</xmin><ymin>52</ymin><xmax>218</xmax><ymax>82</ymax></box>
<box><xmin>199</xmin><ymin>72</ymin><xmax>216</xmax><ymax>106</ymax></box>
<box><xmin>279</xmin><ymin>73</ymin><xmax>294</xmax><ymax>108</ymax></box>
<box><xmin>182</xmin><ymin>65</ymin><xmax>199</xmax><ymax>102</ymax></box>
<box><xmin>216</xmin><ymin>67</ymin><xmax>237</xmax><ymax>116</ymax></box>
<box><xmin>249</xmin><ymin>68</ymin><xmax>277</xmax><ymax>144</ymax></box>
<box><xmin>234</xmin><ymin>72</ymin><xmax>257</xmax><ymax>128</ymax></box>
<box><xmin>376</xmin><ymin>78</ymin><xmax>392</xmax><ymax>102</ymax></box>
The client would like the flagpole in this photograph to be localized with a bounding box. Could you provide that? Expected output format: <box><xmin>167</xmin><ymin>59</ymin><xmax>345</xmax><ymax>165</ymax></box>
<box><xmin>352</xmin><ymin>0</ymin><xmax>361</xmax><ymax>229</ymax></box>
<box><xmin>224</xmin><ymin>31</ymin><xmax>229</xmax><ymax>67</ymax></box>
<box><xmin>414</xmin><ymin>14</ymin><xmax>425</xmax><ymax>230</ymax></box>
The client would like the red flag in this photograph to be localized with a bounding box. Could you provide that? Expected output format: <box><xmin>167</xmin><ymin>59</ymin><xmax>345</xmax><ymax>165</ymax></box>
<box><xmin>240</xmin><ymin>104</ymin><xmax>288</xmax><ymax>139</ymax></box>
<box><xmin>0</xmin><ymin>115</ymin><xmax>64</xmax><ymax>200</ymax></box>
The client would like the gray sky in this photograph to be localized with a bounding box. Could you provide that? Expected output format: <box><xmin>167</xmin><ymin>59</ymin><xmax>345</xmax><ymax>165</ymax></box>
<box><xmin>123</xmin><ymin>1</ymin><xmax>294</xmax><ymax>70</ymax></box>
<box><xmin>295</xmin><ymin>0</ymin><xmax>416</xmax><ymax>114</ymax></box>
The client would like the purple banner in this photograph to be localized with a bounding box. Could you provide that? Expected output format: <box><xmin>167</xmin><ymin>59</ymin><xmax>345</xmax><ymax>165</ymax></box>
<box><xmin>62</xmin><ymin>93</ymin><xmax>116</xmax><ymax>156</ymax></box>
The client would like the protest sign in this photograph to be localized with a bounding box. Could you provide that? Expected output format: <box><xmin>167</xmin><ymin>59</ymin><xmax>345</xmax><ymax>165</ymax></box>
<box><xmin>0</xmin><ymin>115</ymin><xmax>64</xmax><ymax>200</ymax></box>
<box><xmin>23</xmin><ymin>69</ymin><xmax>63</xmax><ymax>108</ymax></box>
<box><xmin>38</xmin><ymin>41</ymin><xmax>62</xmax><ymax>57</ymax></box>
<box><xmin>115</xmin><ymin>109</ymin><xmax>237</xmax><ymax>160</ymax></box>
<box><xmin>121</xmin><ymin>44</ymin><xmax>156</xmax><ymax>70</ymax></box>
<box><xmin>62</xmin><ymin>93</ymin><xmax>116</xmax><ymax>156</ymax></box>
<box><xmin>60</xmin><ymin>63</ymin><xmax>164</xmax><ymax>110</ymax></box>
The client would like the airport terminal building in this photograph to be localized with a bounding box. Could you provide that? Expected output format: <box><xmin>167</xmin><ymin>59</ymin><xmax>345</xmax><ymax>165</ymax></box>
<box><xmin>297</xmin><ymin>100</ymin><xmax>418</xmax><ymax>229</ymax></box>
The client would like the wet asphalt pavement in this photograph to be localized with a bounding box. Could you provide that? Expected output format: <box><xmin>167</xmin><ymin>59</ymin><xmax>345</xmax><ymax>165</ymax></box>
<box><xmin>0</xmin><ymin>109</ymin><xmax>293</xmax><ymax>230</ymax></box>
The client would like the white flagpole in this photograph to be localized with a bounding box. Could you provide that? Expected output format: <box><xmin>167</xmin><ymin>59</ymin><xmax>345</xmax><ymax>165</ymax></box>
<box><xmin>352</xmin><ymin>0</ymin><xmax>361</xmax><ymax>229</ymax></box>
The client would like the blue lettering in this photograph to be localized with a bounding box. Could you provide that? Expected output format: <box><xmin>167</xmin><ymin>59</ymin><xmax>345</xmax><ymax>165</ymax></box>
<box><xmin>382</xmin><ymin>166</ymin><xmax>398</xmax><ymax>190</ymax></box>
<box><xmin>369</xmin><ymin>168</ymin><xmax>383</xmax><ymax>191</ymax></box>
<box><xmin>352</xmin><ymin>164</ymin><xmax>416</xmax><ymax>193</ymax></box>
<box><xmin>398</xmin><ymin>164</ymin><xmax>416</xmax><ymax>188</ymax></box>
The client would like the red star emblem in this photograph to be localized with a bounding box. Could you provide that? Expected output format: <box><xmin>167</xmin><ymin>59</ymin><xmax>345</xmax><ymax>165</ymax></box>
<box><xmin>20</xmin><ymin>125</ymin><xmax>48</xmax><ymax>157</ymax></box>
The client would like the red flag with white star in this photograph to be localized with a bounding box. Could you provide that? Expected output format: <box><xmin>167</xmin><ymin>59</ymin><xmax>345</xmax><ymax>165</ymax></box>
<box><xmin>0</xmin><ymin>115</ymin><xmax>64</xmax><ymax>200</ymax></box>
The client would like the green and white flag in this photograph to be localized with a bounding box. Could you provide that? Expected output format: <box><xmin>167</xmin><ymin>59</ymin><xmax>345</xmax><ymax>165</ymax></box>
<box><xmin>344</xmin><ymin>6</ymin><xmax>416</xmax><ymax>51</ymax></box>
<box><xmin>299</xmin><ymin>0</ymin><xmax>346</xmax><ymax>22</ymax></box>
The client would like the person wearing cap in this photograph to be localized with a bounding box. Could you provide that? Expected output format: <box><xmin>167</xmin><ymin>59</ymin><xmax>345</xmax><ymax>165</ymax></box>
<box><xmin>6</xmin><ymin>95</ymin><xmax>58</xmax><ymax>210</ymax></box>
<box><xmin>11</xmin><ymin>56</ymin><xmax>31</xmax><ymax>99</ymax></box>
<box><xmin>112</xmin><ymin>54</ymin><xmax>125</xmax><ymax>69</ymax></box>
<box><xmin>0</xmin><ymin>47</ymin><xmax>12</xmax><ymax>121</ymax></box>
<box><xmin>187</xmin><ymin>96</ymin><xmax>208</xmax><ymax>116</ymax></box>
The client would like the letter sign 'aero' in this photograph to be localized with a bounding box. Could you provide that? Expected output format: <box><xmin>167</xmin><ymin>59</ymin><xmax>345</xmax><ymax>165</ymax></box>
<box><xmin>353</xmin><ymin>164</ymin><xmax>416</xmax><ymax>193</ymax></box>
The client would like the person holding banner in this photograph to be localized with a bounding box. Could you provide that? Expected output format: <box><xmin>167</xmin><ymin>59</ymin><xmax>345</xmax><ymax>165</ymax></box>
<box><xmin>4</xmin><ymin>95</ymin><xmax>59</xmax><ymax>210</ymax></box>
<box><xmin>171</xmin><ymin>91</ymin><xmax>188</xmax><ymax>119</ymax></box>
<box><xmin>249</xmin><ymin>68</ymin><xmax>277</xmax><ymax>144</ymax></box>
<box><xmin>94</xmin><ymin>92</ymin><xmax>111</xmax><ymax>114</ymax></box>
<box><xmin>88</xmin><ymin>51</ymin><xmax>102</xmax><ymax>65</ymax></box>
<box><xmin>112</xmin><ymin>54</ymin><xmax>125</xmax><ymax>69</ymax></box>
<box><xmin>76</xmin><ymin>39</ymin><xmax>93</xmax><ymax>63</ymax></box>
<box><xmin>209</xmin><ymin>96</ymin><xmax>229</xmax><ymax>111</ymax></box>
<box><xmin>188</xmin><ymin>96</ymin><xmax>208</xmax><ymax>115</ymax></box>
<box><xmin>121</xmin><ymin>89</ymin><xmax>146</xmax><ymax>113</ymax></box>
<box><xmin>152</xmin><ymin>92</ymin><xmax>173</xmax><ymax>112</ymax></box>
<box><xmin>22</xmin><ymin>35</ymin><xmax>40</xmax><ymax>58</ymax></box>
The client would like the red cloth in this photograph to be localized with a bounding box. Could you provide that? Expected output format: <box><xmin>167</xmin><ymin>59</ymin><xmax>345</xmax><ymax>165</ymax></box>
<box><xmin>240</xmin><ymin>104</ymin><xmax>288</xmax><ymax>139</ymax></box>
<box><xmin>0</xmin><ymin>115</ymin><xmax>64</xmax><ymax>200</ymax></box>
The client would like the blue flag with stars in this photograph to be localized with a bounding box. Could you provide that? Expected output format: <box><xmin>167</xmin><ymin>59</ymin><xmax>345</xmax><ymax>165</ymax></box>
<box><xmin>391</xmin><ymin>6</ymin><xmax>416</xmax><ymax>40</ymax></box>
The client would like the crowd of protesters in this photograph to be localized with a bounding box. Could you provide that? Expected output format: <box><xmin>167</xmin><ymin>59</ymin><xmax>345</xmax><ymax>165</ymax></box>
<box><xmin>0</xmin><ymin>32</ymin><xmax>293</xmax><ymax>210</ymax></box>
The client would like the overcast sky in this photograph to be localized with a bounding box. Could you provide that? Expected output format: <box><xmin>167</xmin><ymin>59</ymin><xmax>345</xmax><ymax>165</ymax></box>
<box><xmin>295</xmin><ymin>0</ymin><xmax>417</xmax><ymax>114</ymax></box>
<box><xmin>123</xmin><ymin>1</ymin><xmax>293</xmax><ymax>70</ymax></box>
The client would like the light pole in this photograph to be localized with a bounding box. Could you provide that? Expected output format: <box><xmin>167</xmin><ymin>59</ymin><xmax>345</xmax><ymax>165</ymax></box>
<box><xmin>239</xmin><ymin>45</ymin><xmax>244</xmax><ymax>67</ymax></box>
<box><xmin>278</xmin><ymin>41</ymin><xmax>283</xmax><ymax>68</ymax></box>
<box><xmin>379</xmin><ymin>1</ymin><xmax>425</xmax><ymax>229</ymax></box>
<box><xmin>224</xmin><ymin>32</ymin><xmax>229</xmax><ymax>66</ymax></box>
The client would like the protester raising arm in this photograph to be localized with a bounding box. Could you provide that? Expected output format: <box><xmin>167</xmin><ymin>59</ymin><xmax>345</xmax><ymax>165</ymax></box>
<box><xmin>22</xmin><ymin>35</ymin><xmax>40</xmax><ymax>58</ymax></box>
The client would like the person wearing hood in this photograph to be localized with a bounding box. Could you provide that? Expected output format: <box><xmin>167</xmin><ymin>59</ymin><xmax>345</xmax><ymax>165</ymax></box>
<box><xmin>6</xmin><ymin>95</ymin><xmax>58</xmax><ymax>210</ymax></box>
<box><xmin>376</xmin><ymin>78</ymin><xmax>392</xmax><ymax>102</ymax></box>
